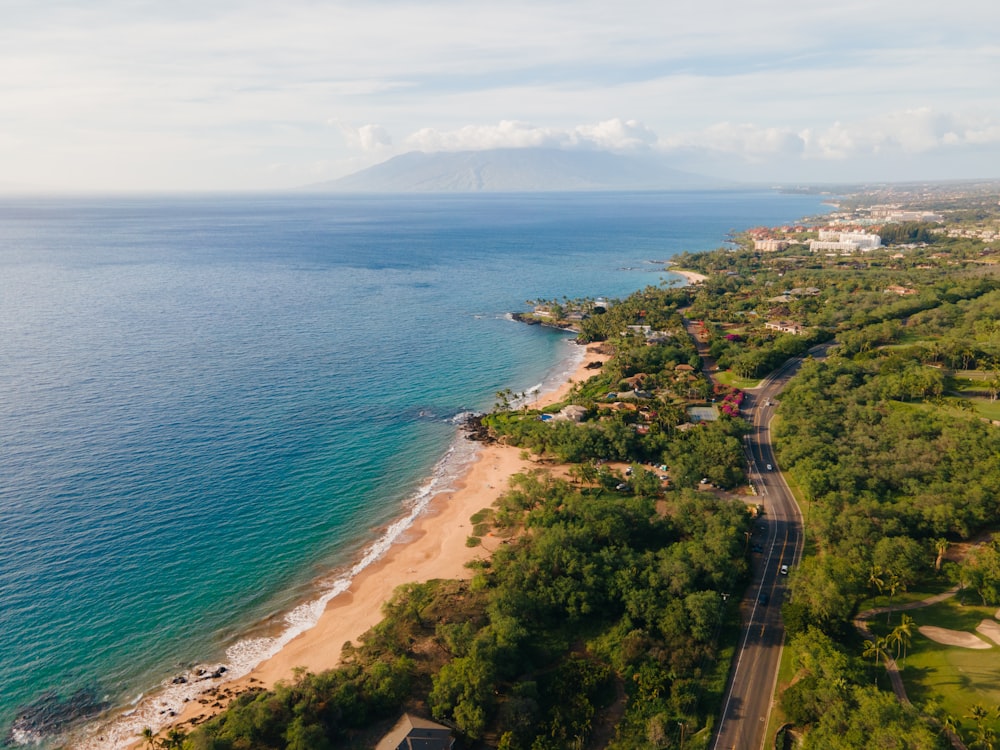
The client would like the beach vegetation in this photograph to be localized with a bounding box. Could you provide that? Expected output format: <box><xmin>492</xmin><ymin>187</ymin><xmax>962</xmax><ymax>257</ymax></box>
<box><xmin>174</xmin><ymin>186</ymin><xmax>1000</xmax><ymax>749</ymax></box>
<box><xmin>182</xmin><ymin>471</ymin><xmax>749</xmax><ymax>749</ymax></box>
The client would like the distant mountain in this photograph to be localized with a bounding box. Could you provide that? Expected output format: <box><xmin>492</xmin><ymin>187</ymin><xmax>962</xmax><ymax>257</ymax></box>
<box><xmin>306</xmin><ymin>148</ymin><xmax>731</xmax><ymax>193</ymax></box>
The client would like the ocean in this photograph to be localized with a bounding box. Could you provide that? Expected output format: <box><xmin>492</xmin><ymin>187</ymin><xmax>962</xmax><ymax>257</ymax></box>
<box><xmin>0</xmin><ymin>190</ymin><xmax>827</xmax><ymax>746</ymax></box>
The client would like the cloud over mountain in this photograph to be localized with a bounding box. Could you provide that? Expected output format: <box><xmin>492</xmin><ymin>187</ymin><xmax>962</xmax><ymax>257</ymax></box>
<box><xmin>306</xmin><ymin>147</ymin><xmax>729</xmax><ymax>193</ymax></box>
<box><xmin>403</xmin><ymin>118</ymin><xmax>659</xmax><ymax>154</ymax></box>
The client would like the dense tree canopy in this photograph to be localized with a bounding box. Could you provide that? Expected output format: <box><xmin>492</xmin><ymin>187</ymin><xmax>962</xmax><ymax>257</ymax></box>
<box><xmin>165</xmin><ymin>190</ymin><xmax>1000</xmax><ymax>750</ymax></box>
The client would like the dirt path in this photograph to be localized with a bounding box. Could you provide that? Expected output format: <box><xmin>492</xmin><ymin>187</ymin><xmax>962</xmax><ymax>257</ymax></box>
<box><xmin>853</xmin><ymin>586</ymin><xmax>967</xmax><ymax>749</ymax></box>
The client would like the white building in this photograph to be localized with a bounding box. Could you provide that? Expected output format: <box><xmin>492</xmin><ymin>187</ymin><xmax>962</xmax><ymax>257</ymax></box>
<box><xmin>754</xmin><ymin>239</ymin><xmax>788</xmax><ymax>252</ymax></box>
<box><xmin>810</xmin><ymin>231</ymin><xmax>881</xmax><ymax>254</ymax></box>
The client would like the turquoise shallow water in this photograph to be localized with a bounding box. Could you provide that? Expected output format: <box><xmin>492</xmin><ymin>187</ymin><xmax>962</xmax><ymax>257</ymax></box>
<box><xmin>0</xmin><ymin>191</ymin><xmax>827</xmax><ymax>746</ymax></box>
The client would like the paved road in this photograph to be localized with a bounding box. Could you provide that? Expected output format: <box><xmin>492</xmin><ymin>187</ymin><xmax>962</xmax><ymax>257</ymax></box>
<box><xmin>710</xmin><ymin>356</ymin><xmax>807</xmax><ymax>750</ymax></box>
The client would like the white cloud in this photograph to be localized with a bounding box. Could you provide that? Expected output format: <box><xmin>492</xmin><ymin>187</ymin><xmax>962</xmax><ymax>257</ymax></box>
<box><xmin>358</xmin><ymin>124</ymin><xmax>393</xmax><ymax>151</ymax></box>
<box><xmin>331</xmin><ymin>121</ymin><xmax>393</xmax><ymax>152</ymax></box>
<box><xmin>659</xmin><ymin>110</ymin><xmax>1000</xmax><ymax>165</ymax></box>
<box><xmin>402</xmin><ymin>118</ymin><xmax>657</xmax><ymax>154</ymax></box>
<box><xmin>573</xmin><ymin>119</ymin><xmax>658</xmax><ymax>151</ymax></box>
<box><xmin>803</xmin><ymin>110</ymin><xmax>1000</xmax><ymax>160</ymax></box>
<box><xmin>662</xmin><ymin>123</ymin><xmax>805</xmax><ymax>160</ymax></box>
<box><xmin>2</xmin><ymin>0</ymin><xmax>999</xmax><ymax>189</ymax></box>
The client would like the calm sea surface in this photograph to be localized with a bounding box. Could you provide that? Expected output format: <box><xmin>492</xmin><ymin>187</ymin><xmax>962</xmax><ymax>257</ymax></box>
<box><xmin>0</xmin><ymin>191</ymin><xmax>827</xmax><ymax>745</ymax></box>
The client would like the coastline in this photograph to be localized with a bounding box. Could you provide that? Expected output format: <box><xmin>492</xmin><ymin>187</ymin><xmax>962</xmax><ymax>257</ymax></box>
<box><xmin>96</xmin><ymin>342</ymin><xmax>607</xmax><ymax>749</ymax></box>
<box><xmin>669</xmin><ymin>268</ymin><xmax>708</xmax><ymax>284</ymax></box>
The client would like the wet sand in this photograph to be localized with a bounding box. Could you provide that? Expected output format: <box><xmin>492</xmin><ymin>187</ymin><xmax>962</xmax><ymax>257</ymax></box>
<box><xmin>123</xmin><ymin>344</ymin><xmax>607</xmax><ymax>746</ymax></box>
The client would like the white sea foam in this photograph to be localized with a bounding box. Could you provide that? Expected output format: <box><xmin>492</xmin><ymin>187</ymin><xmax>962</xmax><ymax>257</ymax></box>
<box><xmin>71</xmin><ymin>340</ymin><xmax>583</xmax><ymax>749</ymax></box>
<box><xmin>511</xmin><ymin>339</ymin><xmax>586</xmax><ymax>409</ymax></box>
<box><xmin>72</xmin><ymin>436</ymin><xmax>481</xmax><ymax>750</ymax></box>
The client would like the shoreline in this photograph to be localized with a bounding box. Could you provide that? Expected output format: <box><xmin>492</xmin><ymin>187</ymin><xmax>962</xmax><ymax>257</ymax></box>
<box><xmin>669</xmin><ymin>268</ymin><xmax>708</xmax><ymax>284</ymax></box>
<box><xmin>92</xmin><ymin>342</ymin><xmax>607</xmax><ymax>749</ymax></box>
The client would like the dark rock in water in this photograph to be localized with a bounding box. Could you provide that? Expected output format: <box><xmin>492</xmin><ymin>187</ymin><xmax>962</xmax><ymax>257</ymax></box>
<box><xmin>4</xmin><ymin>687</ymin><xmax>110</xmax><ymax>746</ymax></box>
<box><xmin>171</xmin><ymin>675</ymin><xmax>188</xmax><ymax>685</ymax></box>
<box><xmin>459</xmin><ymin>413</ymin><xmax>493</xmax><ymax>444</ymax></box>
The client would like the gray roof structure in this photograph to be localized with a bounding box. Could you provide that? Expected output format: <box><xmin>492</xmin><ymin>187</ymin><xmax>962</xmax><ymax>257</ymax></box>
<box><xmin>375</xmin><ymin>714</ymin><xmax>454</xmax><ymax>750</ymax></box>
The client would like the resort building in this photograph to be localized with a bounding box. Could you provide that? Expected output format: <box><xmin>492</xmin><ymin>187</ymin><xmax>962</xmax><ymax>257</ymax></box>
<box><xmin>754</xmin><ymin>239</ymin><xmax>788</xmax><ymax>252</ymax></box>
<box><xmin>810</xmin><ymin>231</ymin><xmax>881</xmax><ymax>254</ymax></box>
<box><xmin>869</xmin><ymin>207</ymin><xmax>944</xmax><ymax>223</ymax></box>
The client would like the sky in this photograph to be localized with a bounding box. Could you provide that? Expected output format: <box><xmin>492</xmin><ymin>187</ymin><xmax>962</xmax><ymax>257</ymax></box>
<box><xmin>2</xmin><ymin>0</ymin><xmax>999</xmax><ymax>191</ymax></box>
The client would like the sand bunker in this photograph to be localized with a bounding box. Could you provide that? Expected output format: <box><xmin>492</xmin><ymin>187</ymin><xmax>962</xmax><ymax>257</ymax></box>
<box><xmin>919</xmin><ymin>625</ymin><xmax>992</xmax><ymax>649</ymax></box>
<box><xmin>976</xmin><ymin>619</ymin><xmax>1000</xmax><ymax>645</ymax></box>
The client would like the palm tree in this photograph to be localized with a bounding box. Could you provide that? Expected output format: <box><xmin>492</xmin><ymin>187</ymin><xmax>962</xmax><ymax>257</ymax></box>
<box><xmin>884</xmin><ymin>572</ymin><xmax>901</xmax><ymax>624</ymax></box>
<box><xmin>886</xmin><ymin>628</ymin><xmax>901</xmax><ymax>663</ymax></box>
<box><xmin>495</xmin><ymin>388</ymin><xmax>514</xmax><ymax>411</ymax></box>
<box><xmin>941</xmin><ymin>714</ymin><xmax>964</xmax><ymax>745</ymax></box>
<box><xmin>934</xmin><ymin>538</ymin><xmax>950</xmax><ymax>572</ymax></box>
<box><xmin>863</xmin><ymin>636</ymin><xmax>889</xmax><ymax>682</ymax></box>
<box><xmin>973</xmin><ymin>725</ymin><xmax>996</xmax><ymax>750</ymax></box>
<box><xmin>162</xmin><ymin>728</ymin><xmax>186</xmax><ymax>750</ymax></box>
<box><xmin>891</xmin><ymin>614</ymin><xmax>915</xmax><ymax>663</ymax></box>
<box><xmin>967</xmin><ymin>703</ymin><xmax>992</xmax><ymax>748</ymax></box>
<box><xmin>968</xmin><ymin>703</ymin><xmax>990</xmax><ymax>726</ymax></box>
<box><xmin>868</xmin><ymin>564</ymin><xmax>885</xmax><ymax>600</ymax></box>
<box><xmin>140</xmin><ymin>727</ymin><xmax>158</xmax><ymax>749</ymax></box>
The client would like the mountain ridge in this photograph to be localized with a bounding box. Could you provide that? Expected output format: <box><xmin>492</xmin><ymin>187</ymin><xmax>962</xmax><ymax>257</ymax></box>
<box><xmin>305</xmin><ymin>148</ymin><xmax>733</xmax><ymax>193</ymax></box>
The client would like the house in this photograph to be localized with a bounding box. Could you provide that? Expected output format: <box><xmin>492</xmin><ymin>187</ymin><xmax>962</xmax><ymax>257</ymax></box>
<box><xmin>625</xmin><ymin>324</ymin><xmax>672</xmax><ymax>343</ymax></box>
<box><xmin>765</xmin><ymin>320</ymin><xmax>806</xmax><ymax>335</ymax></box>
<box><xmin>375</xmin><ymin>714</ymin><xmax>454</xmax><ymax>750</ymax></box>
<box><xmin>551</xmin><ymin>404</ymin><xmax>589</xmax><ymax>421</ymax></box>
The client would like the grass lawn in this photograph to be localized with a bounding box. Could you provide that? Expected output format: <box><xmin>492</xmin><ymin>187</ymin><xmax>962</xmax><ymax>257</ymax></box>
<box><xmin>766</xmin><ymin>634</ymin><xmax>798</xmax><ymax>743</ymax></box>
<box><xmin>772</xmin><ymin>462</ymin><xmax>818</xmax><ymax>558</ymax></box>
<box><xmin>887</xmin><ymin>597</ymin><xmax>1000</xmax><ymax>739</ymax></box>
<box><xmin>907</xmin><ymin>393</ymin><xmax>1000</xmax><ymax>423</ymax></box>
<box><xmin>882</xmin><ymin>333</ymin><xmax>936</xmax><ymax>347</ymax></box>
<box><xmin>714</xmin><ymin>370</ymin><xmax>762</xmax><ymax>390</ymax></box>
<box><xmin>970</xmin><ymin>398</ymin><xmax>1000</xmax><ymax>421</ymax></box>
<box><xmin>939</xmin><ymin>394</ymin><xmax>1000</xmax><ymax>421</ymax></box>
<box><xmin>854</xmin><ymin>578</ymin><xmax>957</xmax><ymax>614</ymax></box>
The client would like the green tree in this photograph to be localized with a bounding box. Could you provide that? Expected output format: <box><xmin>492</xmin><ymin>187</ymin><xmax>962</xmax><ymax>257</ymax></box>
<box><xmin>933</xmin><ymin>538</ymin><xmax>949</xmax><ymax>572</ymax></box>
<box><xmin>285</xmin><ymin>716</ymin><xmax>331</xmax><ymax>750</ymax></box>
<box><xmin>961</xmin><ymin>542</ymin><xmax>1000</xmax><ymax>605</ymax></box>
<box><xmin>862</xmin><ymin>636</ymin><xmax>889</xmax><ymax>678</ymax></box>
<box><xmin>803</xmin><ymin>685</ymin><xmax>940</xmax><ymax>749</ymax></box>
<box><xmin>889</xmin><ymin>614</ymin><xmax>915</xmax><ymax>662</ymax></box>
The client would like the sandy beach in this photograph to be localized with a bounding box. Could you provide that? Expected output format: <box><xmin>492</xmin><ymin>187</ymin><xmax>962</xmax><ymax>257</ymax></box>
<box><xmin>120</xmin><ymin>343</ymin><xmax>607</xmax><ymax>746</ymax></box>
<box><xmin>670</xmin><ymin>268</ymin><xmax>708</xmax><ymax>284</ymax></box>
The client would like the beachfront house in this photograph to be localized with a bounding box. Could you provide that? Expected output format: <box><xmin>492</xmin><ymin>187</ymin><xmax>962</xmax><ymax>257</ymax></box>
<box><xmin>375</xmin><ymin>714</ymin><xmax>455</xmax><ymax>750</ymax></box>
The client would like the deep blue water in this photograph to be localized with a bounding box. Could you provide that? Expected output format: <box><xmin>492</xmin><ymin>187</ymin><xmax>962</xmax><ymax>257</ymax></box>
<box><xmin>0</xmin><ymin>191</ymin><xmax>827</xmax><ymax>746</ymax></box>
